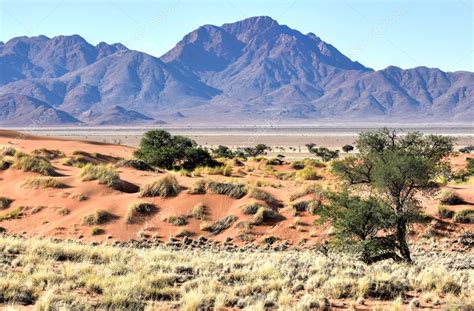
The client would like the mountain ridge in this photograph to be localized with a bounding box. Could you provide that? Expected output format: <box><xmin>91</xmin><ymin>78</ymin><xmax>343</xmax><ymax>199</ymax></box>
<box><xmin>0</xmin><ymin>16</ymin><xmax>472</xmax><ymax>126</ymax></box>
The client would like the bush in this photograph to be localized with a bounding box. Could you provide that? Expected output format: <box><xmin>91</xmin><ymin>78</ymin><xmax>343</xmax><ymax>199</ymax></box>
<box><xmin>0</xmin><ymin>197</ymin><xmax>13</xmax><ymax>209</ymax></box>
<box><xmin>165</xmin><ymin>215</ymin><xmax>188</xmax><ymax>226</ymax></box>
<box><xmin>437</xmin><ymin>206</ymin><xmax>455</xmax><ymax>219</ymax></box>
<box><xmin>252</xmin><ymin>207</ymin><xmax>280</xmax><ymax>225</ymax></box>
<box><xmin>0</xmin><ymin>145</ymin><xmax>16</xmax><ymax>156</ymax></box>
<box><xmin>13</xmin><ymin>153</ymin><xmax>57</xmax><ymax>176</ymax></box>
<box><xmin>311</xmin><ymin>147</ymin><xmax>340</xmax><ymax>162</ymax></box>
<box><xmin>342</xmin><ymin>145</ymin><xmax>354</xmax><ymax>153</ymax></box>
<box><xmin>201</xmin><ymin>215</ymin><xmax>238</xmax><ymax>235</ymax></box>
<box><xmin>140</xmin><ymin>174</ymin><xmax>181</xmax><ymax>197</ymax></box>
<box><xmin>439</xmin><ymin>189</ymin><xmax>465</xmax><ymax>205</ymax></box>
<box><xmin>191</xmin><ymin>203</ymin><xmax>206</xmax><ymax>220</ymax></box>
<box><xmin>32</xmin><ymin>148</ymin><xmax>65</xmax><ymax>160</ymax></box>
<box><xmin>292</xmin><ymin>200</ymin><xmax>320</xmax><ymax>214</ymax></box>
<box><xmin>240</xmin><ymin>202</ymin><xmax>264</xmax><ymax>215</ymax></box>
<box><xmin>207</xmin><ymin>181</ymin><xmax>247</xmax><ymax>199</ymax></box>
<box><xmin>295</xmin><ymin>167</ymin><xmax>320</xmax><ymax>180</ymax></box>
<box><xmin>80</xmin><ymin>164</ymin><xmax>120</xmax><ymax>188</ymax></box>
<box><xmin>134</xmin><ymin>129</ymin><xmax>217</xmax><ymax>170</ymax></box>
<box><xmin>212</xmin><ymin>145</ymin><xmax>235</xmax><ymax>159</ymax></box>
<box><xmin>289</xmin><ymin>185</ymin><xmax>322</xmax><ymax>201</ymax></box>
<box><xmin>21</xmin><ymin>177</ymin><xmax>67</xmax><ymax>189</ymax></box>
<box><xmin>83</xmin><ymin>210</ymin><xmax>114</xmax><ymax>226</ymax></box>
<box><xmin>125</xmin><ymin>203</ymin><xmax>156</xmax><ymax>224</ymax></box>
<box><xmin>188</xmin><ymin>180</ymin><xmax>207</xmax><ymax>194</ymax></box>
<box><xmin>57</xmin><ymin>208</ymin><xmax>70</xmax><ymax>216</ymax></box>
<box><xmin>453</xmin><ymin>209</ymin><xmax>474</xmax><ymax>223</ymax></box>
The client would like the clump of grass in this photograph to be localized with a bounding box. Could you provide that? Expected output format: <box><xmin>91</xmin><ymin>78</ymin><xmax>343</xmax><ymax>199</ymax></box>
<box><xmin>0</xmin><ymin>145</ymin><xmax>16</xmax><ymax>156</ymax></box>
<box><xmin>83</xmin><ymin>209</ymin><xmax>114</xmax><ymax>226</ymax></box>
<box><xmin>295</xmin><ymin>167</ymin><xmax>320</xmax><ymax>180</ymax></box>
<box><xmin>91</xmin><ymin>227</ymin><xmax>104</xmax><ymax>236</ymax></box>
<box><xmin>290</xmin><ymin>160</ymin><xmax>305</xmax><ymax>170</ymax></box>
<box><xmin>303</xmin><ymin>158</ymin><xmax>326</xmax><ymax>168</ymax></box>
<box><xmin>252</xmin><ymin>207</ymin><xmax>280</xmax><ymax>225</ymax></box>
<box><xmin>439</xmin><ymin>189</ymin><xmax>465</xmax><ymax>205</ymax></box>
<box><xmin>32</xmin><ymin>148</ymin><xmax>65</xmax><ymax>160</ymax></box>
<box><xmin>165</xmin><ymin>215</ymin><xmax>188</xmax><ymax>226</ymax></box>
<box><xmin>453</xmin><ymin>209</ymin><xmax>474</xmax><ymax>223</ymax></box>
<box><xmin>207</xmin><ymin>181</ymin><xmax>247</xmax><ymax>199</ymax></box>
<box><xmin>249</xmin><ymin>188</ymin><xmax>279</xmax><ymax>206</ymax></box>
<box><xmin>57</xmin><ymin>208</ymin><xmax>70</xmax><ymax>216</ymax></box>
<box><xmin>80</xmin><ymin>164</ymin><xmax>120</xmax><ymax>188</ymax></box>
<box><xmin>188</xmin><ymin>180</ymin><xmax>207</xmax><ymax>194</ymax></box>
<box><xmin>140</xmin><ymin>174</ymin><xmax>181</xmax><ymax>197</ymax></box>
<box><xmin>290</xmin><ymin>185</ymin><xmax>322</xmax><ymax>201</ymax></box>
<box><xmin>201</xmin><ymin>215</ymin><xmax>237</xmax><ymax>235</ymax></box>
<box><xmin>240</xmin><ymin>201</ymin><xmax>264</xmax><ymax>215</ymax></box>
<box><xmin>0</xmin><ymin>197</ymin><xmax>13</xmax><ymax>209</ymax></box>
<box><xmin>0</xmin><ymin>157</ymin><xmax>12</xmax><ymax>170</ymax></box>
<box><xmin>0</xmin><ymin>207</ymin><xmax>23</xmax><ymax>221</ymax></box>
<box><xmin>191</xmin><ymin>203</ymin><xmax>206</xmax><ymax>220</ymax></box>
<box><xmin>21</xmin><ymin>177</ymin><xmax>67</xmax><ymax>189</ymax></box>
<box><xmin>437</xmin><ymin>206</ymin><xmax>455</xmax><ymax>219</ymax></box>
<box><xmin>13</xmin><ymin>153</ymin><xmax>57</xmax><ymax>176</ymax></box>
<box><xmin>292</xmin><ymin>200</ymin><xmax>321</xmax><ymax>214</ymax></box>
<box><xmin>125</xmin><ymin>202</ymin><xmax>156</xmax><ymax>224</ymax></box>
<box><xmin>194</xmin><ymin>165</ymin><xmax>232</xmax><ymax>177</ymax></box>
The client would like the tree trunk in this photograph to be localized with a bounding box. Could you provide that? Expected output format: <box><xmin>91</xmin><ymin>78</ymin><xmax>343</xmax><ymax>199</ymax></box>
<box><xmin>361</xmin><ymin>252</ymin><xmax>404</xmax><ymax>264</ymax></box>
<box><xmin>396</xmin><ymin>218</ymin><xmax>412</xmax><ymax>262</ymax></box>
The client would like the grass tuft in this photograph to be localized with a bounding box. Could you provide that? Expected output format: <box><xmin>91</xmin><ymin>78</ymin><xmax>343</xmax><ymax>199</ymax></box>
<box><xmin>13</xmin><ymin>153</ymin><xmax>57</xmax><ymax>176</ymax></box>
<box><xmin>21</xmin><ymin>177</ymin><xmax>67</xmax><ymax>189</ymax></box>
<box><xmin>125</xmin><ymin>202</ymin><xmax>156</xmax><ymax>224</ymax></box>
<box><xmin>80</xmin><ymin>164</ymin><xmax>121</xmax><ymax>188</ymax></box>
<box><xmin>252</xmin><ymin>207</ymin><xmax>281</xmax><ymax>225</ymax></box>
<box><xmin>453</xmin><ymin>209</ymin><xmax>474</xmax><ymax>223</ymax></box>
<box><xmin>207</xmin><ymin>181</ymin><xmax>247</xmax><ymax>199</ymax></box>
<box><xmin>188</xmin><ymin>180</ymin><xmax>207</xmax><ymax>195</ymax></box>
<box><xmin>439</xmin><ymin>189</ymin><xmax>466</xmax><ymax>205</ymax></box>
<box><xmin>200</xmin><ymin>215</ymin><xmax>237</xmax><ymax>235</ymax></box>
<box><xmin>140</xmin><ymin>174</ymin><xmax>181</xmax><ymax>197</ymax></box>
<box><xmin>83</xmin><ymin>209</ymin><xmax>114</xmax><ymax>226</ymax></box>
<box><xmin>240</xmin><ymin>201</ymin><xmax>264</xmax><ymax>215</ymax></box>
<box><xmin>191</xmin><ymin>203</ymin><xmax>206</xmax><ymax>220</ymax></box>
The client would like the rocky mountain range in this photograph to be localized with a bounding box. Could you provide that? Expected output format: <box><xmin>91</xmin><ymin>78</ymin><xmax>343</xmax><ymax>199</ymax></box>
<box><xmin>0</xmin><ymin>16</ymin><xmax>472</xmax><ymax>126</ymax></box>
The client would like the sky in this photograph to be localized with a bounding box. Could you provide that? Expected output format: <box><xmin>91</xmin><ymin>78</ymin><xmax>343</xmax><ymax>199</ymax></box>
<box><xmin>0</xmin><ymin>0</ymin><xmax>472</xmax><ymax>72</ymax></box>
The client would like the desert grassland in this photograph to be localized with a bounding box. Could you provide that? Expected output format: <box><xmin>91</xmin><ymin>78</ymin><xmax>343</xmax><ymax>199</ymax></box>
<box><xmin>0</xmin><ymin>235</ymin><xmax>473</xmax><ymax>310</ymax></box>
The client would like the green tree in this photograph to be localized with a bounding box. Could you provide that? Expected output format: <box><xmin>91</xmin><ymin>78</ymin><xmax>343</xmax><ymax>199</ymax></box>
<box><xmin>305</xmin><ymin>143</ymin><xmax>316</xmax><ymax>153</ymax></box>
<box><xmin>330</xmin><ymin>128</ymin><xmax>454</xmax><ymax>263</ymax></box>
<box><xmin>342</xmin><ymin>144</ymin><xmax>354</xmax><ymax>153</ymax></box>
<box><xmin>311</xmin><ymin>147</ymin><xmax>339</xmax><ymax>162</ymax></box>
<box><xmin>212</xmin><ymin>145</ymin><xmax>235</xmax><ymax>159</ymax></box>
<box><xmin>242</xmin><ymin>144</ymin><xmax>271</xmax><ymax>157</ymax></box>
<box><xmin>134</xmin><ymin>130</ymin><xmax>216</xmax><ymax>170</ymax></box>
<box><xmin>317</xmin><ymin>191</ymin><xmax>399</xmax><ymax>263</ymax></box>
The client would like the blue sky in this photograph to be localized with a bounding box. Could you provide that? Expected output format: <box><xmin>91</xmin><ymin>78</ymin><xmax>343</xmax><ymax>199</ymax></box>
<box><xmin>0</xmin><ymin>0</ymin><xmax>472</xmax><ymax>72</ymax></box>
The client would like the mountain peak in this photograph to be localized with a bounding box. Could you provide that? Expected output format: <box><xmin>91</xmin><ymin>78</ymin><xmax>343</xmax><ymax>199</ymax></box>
<box><xmin>222</xmin><ymin>16</ymin><xmax>279</xmax><ymax>42</ymax></box>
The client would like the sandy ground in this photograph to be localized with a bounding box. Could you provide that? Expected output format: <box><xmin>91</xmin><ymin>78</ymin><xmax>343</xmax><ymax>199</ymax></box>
<box><xmin>0</xmin><ymin>129</ymin><xmax>472</xmax><ymax>247</ymax></box>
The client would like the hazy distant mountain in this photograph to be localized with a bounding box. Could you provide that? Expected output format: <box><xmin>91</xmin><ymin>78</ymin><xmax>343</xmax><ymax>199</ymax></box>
<box><xmin>0</xmin><ymin>16</ymin><xmax>472</xmax><ymax>126</ymax></box>
<box><xmin>0</xmin><ymin>93</ymin><xmax>80</xmax><ymax>126</ymax></box>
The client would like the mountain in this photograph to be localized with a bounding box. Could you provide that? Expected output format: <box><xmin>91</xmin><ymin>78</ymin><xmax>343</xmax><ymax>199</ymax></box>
<box><xmin>85</xmin><ymin>105</ymin><xmax>154</xmax><ymax>126</ymax></box>
<box><xmin>0</xmin><ymin>16</ymin><xmax>472</xmax><ymax>126</ymax></box>
<box><xmin>0</xmin><ymin>93</ymin><xmax>80</xmax><ymax>126</ymax></box>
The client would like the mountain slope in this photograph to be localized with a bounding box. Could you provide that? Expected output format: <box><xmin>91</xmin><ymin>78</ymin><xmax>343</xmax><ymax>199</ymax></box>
<box><xmin>0</xmin><ymin>93</ymin><xmax>80</xmax><ymax>126</ymax></box>
<box><xmin>0</xmin><ymin>17</ymin><xmax>472</xmax><ymax>125</ymax></box>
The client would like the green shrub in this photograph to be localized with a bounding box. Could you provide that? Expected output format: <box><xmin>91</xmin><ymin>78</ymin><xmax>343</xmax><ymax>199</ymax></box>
<box><xmin>165</xmin><ymin>215</ymin><xmax>188</xmax><ymax>226</ymax></box>
<box><xmin>188</xmin><ymin>180</ymin><xmax>207</xmax><ymax>194</ymax></box>
<box><xmin>0</xmin><ymin>197</ymin><xmax>13</xmax><ymax>209</ymax></box>
<box><xmin>191</xmin><ymin>203</ymin><xmax>206</xmax><ymax>220</ymax></box>
<box><xmin>240</xmin><ymin>201</ymin><xmax>264</xmax><ymax>215</ymax></box>
<box><xmin>83</xmin><ymin>210</ymin><xmax>114</xmax><ymax>226</ymax></box>
<box><xmin>140</xmin><ymin>174</ymin><xmax>181</xmax><ymax>197</ymax></box>
<box><xmin>295</xmin><ymin>167</ymin><xmax>320</xmax><ymax>180</ymax></box>
<box><xmin>201</xmin><ymin>215</ymin><xmax>237</xmax><ymax>235</ymax></box>
<box><xmin>439</xmin><ymin>189</ymin><xmax>465</xmax><ymax>205</ymax></box>
<box><xmin>125</xmin><ymin>202</ymin><xmax>156</xmax><ymax>224</ymax></box>
<box><xmin>453</xmin><ymin>209</ymin><xmax>474</xmax><ymax>223</ymax></box>
<box><xmin>207</xmin><ymin>181</ymin><xmax>247</xmax><ymax>199</ymax></box>
<box><xmin>80</xmin><ymin>164</ymin><xmax>121</xmax><ymax>188</ymax></box>
<box><xmin>437</xmin><ymin>206</ymin><xmax>455</xmax><ymax>219</ymax></box>
<box><xmin>21</xmin><ymin>177</ymin><xmax>67</xmax><ymax>189</ymax></box>
<box><xmin>252</xmin><ymin>207</ymin><xmax>280</xmax><ymax>225</ymax></box>
<box><xmin>13</xmin><ymin>153</ymin><xmax>57</xmax><ymax>176</ymax></box>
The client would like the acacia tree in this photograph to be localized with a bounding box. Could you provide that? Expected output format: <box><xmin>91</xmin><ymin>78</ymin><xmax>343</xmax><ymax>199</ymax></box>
<box><xmin>329</xmin><ymin>128</ymin><xmax>454</xmax><ymax>263</ymax></box>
